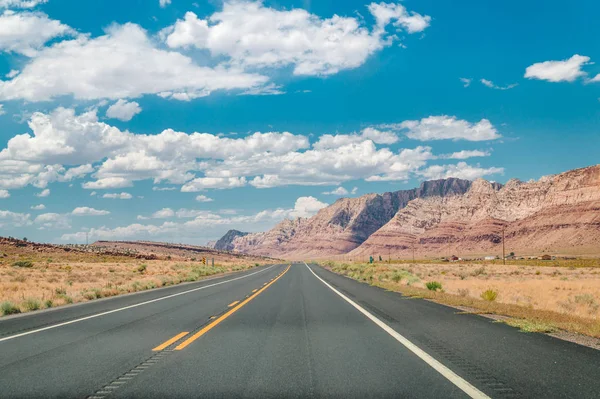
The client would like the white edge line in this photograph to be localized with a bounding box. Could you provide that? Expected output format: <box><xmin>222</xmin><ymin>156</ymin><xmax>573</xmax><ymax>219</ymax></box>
<box><xmin>304</xmin><ymin>262</ymin><xmax>490</xmax><ymax>399</ymax></box>
<box><xmin>0</xmin><ymin>265</ymin><xmax>277</xmax><ymax>343</ymax></box>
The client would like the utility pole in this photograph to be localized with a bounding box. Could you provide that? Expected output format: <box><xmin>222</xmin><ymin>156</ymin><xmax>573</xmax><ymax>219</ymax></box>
<box><xmin>86</xmin><ymin>232</ymin><xmax>88</xmax><ymax>246</ymax></box>
<box><xmin>502</xmin><ymin>226</ymin><xmax>506</xmax><ymax>265</ymax></box>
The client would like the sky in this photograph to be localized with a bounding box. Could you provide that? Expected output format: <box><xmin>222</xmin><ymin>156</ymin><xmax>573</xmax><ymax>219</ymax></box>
<box><xmin>0</xmin><ymin>0</ymin><xmax>598</xmax><ymax>245</ymax></box>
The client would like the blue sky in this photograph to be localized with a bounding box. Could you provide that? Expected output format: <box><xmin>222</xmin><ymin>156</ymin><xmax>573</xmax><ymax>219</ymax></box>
<box><xmin>0</xmin><ymin>0</ymin><xmax>598</xmax><ymax>244</ymax></box>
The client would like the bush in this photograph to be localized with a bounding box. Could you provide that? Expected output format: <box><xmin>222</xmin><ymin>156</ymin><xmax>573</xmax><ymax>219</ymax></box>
<box><xmin>45</xmin><ymin>299</ymin><xmax>54</xmax><ymax>308</ymax></box>
<box><xmin>22</xmin><ymin>298</ymin><xmax>41</xmax><ymax>311</ymax></box>
<box><xmin>425</xmin><ymin>281</ymin><xmax>443</xmax><ymax>291</ymax></box>
<box><xmin>481</xmin><ymin>289</ymin><xmax>498</xmax><ymax>302</ymax></box>
<box><xmin>391</xmin><ymin>273</ymin><xmax>403</xmax><ymax>283</ymax></box>
<box><xmin>55</xmin><ymin>287</ymin><xmax>67</xmax><ymax>295</ymax></box>
<box><xmin>137</xmin><ymin>264</ymin><xmax>147</xmax><ymax>274</ymax></box>
<box><xmin>12</xmin><ymin>260</ymin><xmax>34</xmax><ymax>268</ymax></box>
<box><xmin>1</xmin><ymin>301</ymin><xmax>21</xmax><ymax>315</ymax></box>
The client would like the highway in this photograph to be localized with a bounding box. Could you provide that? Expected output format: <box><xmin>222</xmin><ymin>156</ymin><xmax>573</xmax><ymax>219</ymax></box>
<box><xmin>0</xmin><ymin>263</ymin><xmax>599</xmax><ymax>398</ymax></box>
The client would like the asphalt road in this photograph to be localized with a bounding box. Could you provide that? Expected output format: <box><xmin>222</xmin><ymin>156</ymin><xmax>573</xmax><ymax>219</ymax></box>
<box><xmin>0</xmin><ymin>263</ymin><xmax>599</xmax><ymax>398</ymax></box>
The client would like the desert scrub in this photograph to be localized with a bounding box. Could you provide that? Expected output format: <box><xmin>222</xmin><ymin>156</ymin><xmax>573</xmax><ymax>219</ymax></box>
<box><xmin>1</xmin><ymin>301</ymin><xmax>21</xmax><ymax>315</ymax></box>
<box><xmin>425</xmin><ymin>281</ymin><xmax>443</xmax><ymax>292</ymax></box>
<box><xmin>136</xmin><ymin>264</ymin><xmax>147</xmax><ymax>274</ymax></box>
<box><xmin>481</xmin><ymin>289</ymin><xmax>498</xmax><ymax>302</ymax></box>
<box><xmin>22</xmin><ymin>298</ymin><xmax>41</xmax><ymax>311</ymax></box>
<box><xmin>12</xmin><ymin>260</ymin><xmax>34</xmax><ymax>268</ymax></box>
<box><xmin>44</xmin><ymin>299</ymin><xmax>54</xmax><ymax>308</ymax></box>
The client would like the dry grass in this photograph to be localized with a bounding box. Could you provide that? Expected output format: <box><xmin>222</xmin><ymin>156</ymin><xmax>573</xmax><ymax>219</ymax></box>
<box><xmin>0</xmin><ymin>241</ymin><xmax>276</xmax><ymax>316</ymax></box>
<box><xmin>322</xmin><ymin>261</ymin><xmax>600</xmax><ymax>338</ymax></box>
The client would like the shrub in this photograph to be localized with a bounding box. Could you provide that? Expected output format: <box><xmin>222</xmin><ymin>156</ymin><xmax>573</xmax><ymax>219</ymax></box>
<box><xmin>254</xmin><ymin>263</ymin><xmax>259</xmax><ymax>267</ymax></box>
<box><xmin>1</xmin><ymin>301</ymin><xmax>21</xmax><ymax>315</ymax></box>
<box><xmin>137</xmin><ymin>264</ymin><xmax>147</xmax><ymax>274</ymax></box>
<box><xmin>471</xmin><ymin>267</ymin><xmax>486</xmax><ymax>277</ymax></box>
<box><xmin>22</xmin><ymin>298</ymin><xmax>41</xmax><ymax>311</ymax></box>
<box><xmin>12</xmin><ymin>275</ymin><xmax>26</xmax><ymax>283</ymax></box>
<box><xmin>55</xmin><ymin>287</ymin><xmax>67</xmax><ymax>295</ymax></box>
<box><xmin>425</xmin><ymin>281</ymin><xmax>443</xmax><ymax>292</ymax></box>
<box><xmin>481</xmin><ymin>289</ymin><xmax>498</xmax><ymax>302</ymax></box>
<box><xmin>457</xmin><ymin>288</ymin><xmax>469</xmax><ymax>297</ymax></box>
<box><xmin>391</xmin><ymin>273</ymin><xmax>403</xmax><ymax>283</ymax></box>
<box><xmin>12</xmin><ymin>260</ymin><xmax>34</xmax><ymax>268</ymax></box>
<box><xmin>45</xmin><ymin>300</ymin><xmax>54</xmax><ymax>308</ymax></box>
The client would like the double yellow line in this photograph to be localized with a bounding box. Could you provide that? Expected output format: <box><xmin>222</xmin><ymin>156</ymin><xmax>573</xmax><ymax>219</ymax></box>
<box><xmin>153</xmin><ymin>265</ymin><xmax>291</xmax><ymax>352</ymax></box>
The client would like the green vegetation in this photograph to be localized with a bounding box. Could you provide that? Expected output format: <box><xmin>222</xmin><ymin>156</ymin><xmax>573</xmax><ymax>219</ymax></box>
<box><xmin>425</xmin><ymin>281</ymin><xmax>443</xmax><ymax>292</ymax></box>
<box><xmin>12</xmin><ymin>260</ymin><xmax>34</xmax><ymax>268</ymax></box>
<box><xmin>480</xmin><ymin>289</ymin><xmax>498</xmax><ymax>302</ymax></box>
<box><xmin>1</xmin><ymin>301</ymin><xmax>21</xmax><ymax>315</ymax></box>
<box><xmin>22</xmin><ymin>298</ymin><xmax>41</xmax><ymax>311</ymax></box>
<box><xmin>137</xmin><ymin>264</ymin><xmax>147</xmax><ymax>274</ymax></box>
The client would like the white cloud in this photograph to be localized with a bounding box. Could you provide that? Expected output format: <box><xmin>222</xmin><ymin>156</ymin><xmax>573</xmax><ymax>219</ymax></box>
<box><xmin>0</xmin><ymin>209</ymin><xmax>31</xmax><ymax>227</ymax></box>
<box><xmin>30</xmin><ymin>204</ymin><xmax>45</xmax><ymax>210</ymax></box>
<box><xmin>313</xmin><ymin>127</ymin><xmax>398</xmax><ymax>150</ymax></box>
<box><xmin>0</xmin><ymin>189</ymin><xmax>9</xmax><ymax>198</ymax></box>
<box><xmin>181</xmin><ymin>177</ymin><xmax>247</xmax><ymax>192</ymax></box>
<box><xmin>480</xmin><ymin>79</ymin><xmax>517</xmax><ymax>90</ymax></box>
<box><xmin>351</xmin><ymin>187</ymin><xmax>358</xmax><ymax>194</ymax></box>
<box><xmin>460</xmin><ymin>78</ymin><xmax>471</xmax><ymax>87</ymax></box>
<box><xmin>71</xmin><ymin>207</ymin><xmax>110</xmax><ymax>216</ymax></box>
<box><xmin>322</xmin><ymin>186</ymin><xmax>349</xmax><ymax>196</ymax></box>
<box><xmin>524</xmin><ymin>54</ymin><xmax>590</xmax><ymax>83</ymax></box>
<box><xmin>394</xmin><ymin>115</ymin><xmax>501</xmax><ymax>141</ymax></box>
<box><xmin>82</xmin><ymin>177</ymin><xmax>132</xmax><ymax>189</ymax></box>
<box><xmin>35</xmin><ymin>212</ymin><xmax>70</xmax><ymax>229</ymax></box>
<box><xmin>0</xmin><ymin>11</ymin><xmax>72</xmax><ymax>57</ymax></box>
<box><xmin>0</xmin><ymin>0</ymin><xmax>47</xmax><ymax>8</ymax></box>
<box><xmin>35</xmin><ymin>188</ymin><xmax>50</xmax><ymax>197</ymax></box>
<box><xmin>162</xmin><ymin>1</ymin><xmax>430</xmax><ymax>76</ymax></box>
<box><xmin>443</xmin><ymin>150</ymin><xmax>491</xmax><ymax>160</ymax></box>
<box><xmin>102</xmin><ymin>192</ymin><xmax>132</xmax><ymax>199</ymax></box>
<box><xmin>151</xmin><ymin>207</ymin><xmax>175</xmax><ymax>218</ymax></box>
<box><xmin>159</xmin><ymin>0</ymin><xmax>171</xmax><ymax>8</ymax></box>
<box><xmin>61</xmin><ymin>196</ymin><xmax>327</xmax><ymax>242</ymax></box>
<box><xmin>0</xmin><ymin>104</ymin><xmax>4</xmax><ymax>115</ymax></box>
<box><xmin>239</xmin><ymin>83</ymin><xmax>285</xmax><ymax>96</ymax></box>
<box><xmin>195</xmin><ymin>194</ymin><xmax>214</xmax><ymax>202</ymax></box>
<box><xmin>0</xmin><ymin>23</ymin><xmax>268</xmax><ymax>102</ymax></box>
<box><xmin>417</xmin><ymin>162</ymin><xmax>504</xmax><ymax>180</ymax></box>
<box><xmin>106</xmin><ymin>99</ymin><xmax>142</xmax><ymax>122</ymax></box>
<box><xmin>152</xmin><ymin>186</ymin><xmax>177</xmax><ymax>191</ymax></box>
<box><xmin>90</xmin><ymin>191</ymin><xmax>97</xmax><ymax>196</ymax></box>
<box><xmin>63</xmin><ymin>164</ymin><xmax>94</xmax><ymax>181</ymax></box>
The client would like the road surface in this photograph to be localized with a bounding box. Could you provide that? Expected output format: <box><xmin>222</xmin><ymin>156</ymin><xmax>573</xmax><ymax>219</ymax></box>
<box><xmin>0</xmin><ymin>263</ymin><xmax>598</xmax><ymax>398</ymax></box>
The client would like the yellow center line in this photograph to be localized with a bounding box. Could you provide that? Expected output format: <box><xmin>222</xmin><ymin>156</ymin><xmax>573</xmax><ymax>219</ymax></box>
<box><xmin>175</xmin><ymin>265</ymin><xmax>291</xmax><ymax>350</ymax></box>
<box><xmin>228</xmin><ymin>301</ymin><xmax>240</xmax><ymax>307</ymax></box>
<box><xmin>152</xmin><ymin>331</ymin><xmax>189</xmax><ymax>351</ymax></box>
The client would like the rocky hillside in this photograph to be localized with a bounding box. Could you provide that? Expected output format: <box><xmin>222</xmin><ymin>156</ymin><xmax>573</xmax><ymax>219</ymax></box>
<box><xmin>228</xmin><ymin>178</ymin><xmax>472</xmax><ymax>258</ymax></box>
<box><xmin>214</xmin><ymin>230</ymin><xmax>249</xmax><ymax>251</ymax></box>
<box><xmin>351</xmin><ymin>165</ymin><xmax>600</xmax><ymax>258</ymax></box>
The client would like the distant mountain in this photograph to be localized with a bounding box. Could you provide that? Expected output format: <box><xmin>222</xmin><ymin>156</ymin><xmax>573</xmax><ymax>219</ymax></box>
<box><xmin>225</xmin><ymin>178</ymin><xmax>473</xmax><ymax>258</ymax></box>
<box><xmin>214</xmin><ymin>230</ymin><xmax>249</xmax><ymax>251</ymax></box>
<box><xmin>351</xmin><ymin>165</ymin><xmax>600</xmax><ymax>258</ymax></box>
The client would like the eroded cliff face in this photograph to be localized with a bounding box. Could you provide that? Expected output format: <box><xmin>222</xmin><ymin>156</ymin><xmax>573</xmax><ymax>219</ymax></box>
<box><xmin>351</xmin><ymin>165</ymin><xmax>600</xmax><ymax>257</ymax></box>
<box><xmin>228</xmin><ymin>178</ymin><xmax>472</xmax><ymax>258</ymax></box>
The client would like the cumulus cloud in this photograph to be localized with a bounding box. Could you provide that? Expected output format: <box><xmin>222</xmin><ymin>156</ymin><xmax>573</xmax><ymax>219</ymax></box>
<box><xmin>0</xmin><ymin>11</ymin><xmax>72</xmax><ymax>56</ymax></box>
<box><xmin>102</xmin><ymin>192</ymin><xmax>132</xmax><ymax>199</ymax></box>
<box><xmin>480</xmin><ymin>79</ymin><xmax>517</xmax><ymax>90</ymax></box>
<box><xmin>417</xmin><ymin>162</ymin><xmax>504</xmax><ymax>180</ymax></box>
<box><xmin>35</xmin><ymin>188</ymin><xmax>49</xmax><ymax>197</ymax></box>
<box><xmin>181</xmin><ymin>177</ymin><xmax>247</xmax><ymax>191</ymax></box>
<box><xmin>195</xmin><ymin>195</ymin><xmax>214</xmax><ymax>202</ymax></box>
<box><xmin>460</xmin><ymin>78</ymin><xmax>471</xmax><ymax>87</ymax></box>
<box><xmin>152</xmin><ymin>208</ymin><xmax>175</xmax><ymax>218</ymax></box>
<box><xmin>35</xmin><ymin>212</ymin><xmax>70</xmax><ymax>229</ymax></box>
<box><xmin>30</xmin><ymin>204</ymin><xmax>45</xmax><ymax>210</ymax></box>
<box><xmin>159</xmin><ymin>0</ymin><xmax>171</xmax><ymax>7</ymax></box>
<box><xmin>443</xmin><ymin>150</ymin><xmax>491</xmax><ymax>160</ymax></box>
<box><xmin>162</xmin><ymin>1</ymin><xmax>430</xmax><ymax>76</ymax></box>
<box><xmin>0</xmin><ymin>209</ymin><xmax>31</xmax><ymax>227</ymax></box>
<box><xmin>322</xmin><ymin>186</ymin><xmax>349</xmax><ymax>196</ymax></box>
<box><xmin>71</xmin><ymin>207</ymin><xmax>110</xmax><ymax>216</ymax></box>
<box><xmin>82</xmin><ymin>177</ymin><xmax>132</xmax><ymax>189</ymax></box>
<box><xmin>106</xmin><ymin>99</ymin><xmax>142</xmax><ymax>122</ymax></box>
<box><xmin>524</xmin><ymin>54</ymin><xmax>590</xmax><ymax>83</ymax></box>
<box><xmin>0</xmin><ymin>189</ymin><xmax>9</xmax><ymax>198</ymax></box>
<box><xmin>0</xmin><ymin>104</ymin><xmax>4</xmax><ymax>115</ymax></box>
<box><xmin>391</xmin><ymin>115</ymin><xmax>501</xmax><ymax>141</ymax></box>
<box><xmin>0</xmin><ymin>23</ymin><xmax>268</xmax><ymax>102</ymax></box>
<box><xmin>0</xmin><ymin>0</ymin><xmax>47</xmax><ymax>8</ymax></box>
<box><xmin>313</xmin><ymin>127</ymin><xmax>398</xmax><ymax>150</ymax></box>
<box><xmin>61</xmin><ymin>196</ymin><xmax>327</xmax><ymax>242</ymax></box>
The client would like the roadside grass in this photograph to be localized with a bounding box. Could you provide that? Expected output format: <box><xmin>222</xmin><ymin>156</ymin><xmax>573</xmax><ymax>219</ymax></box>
<box><xmin>323</xmin><ymin>261</ymin><xmax>600</xmax><ymax>338</ymax></box>
<box><xmin>0</xmin><ymin>260</ymin><xmax>262</xmax><ymax>317</ymax></box>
